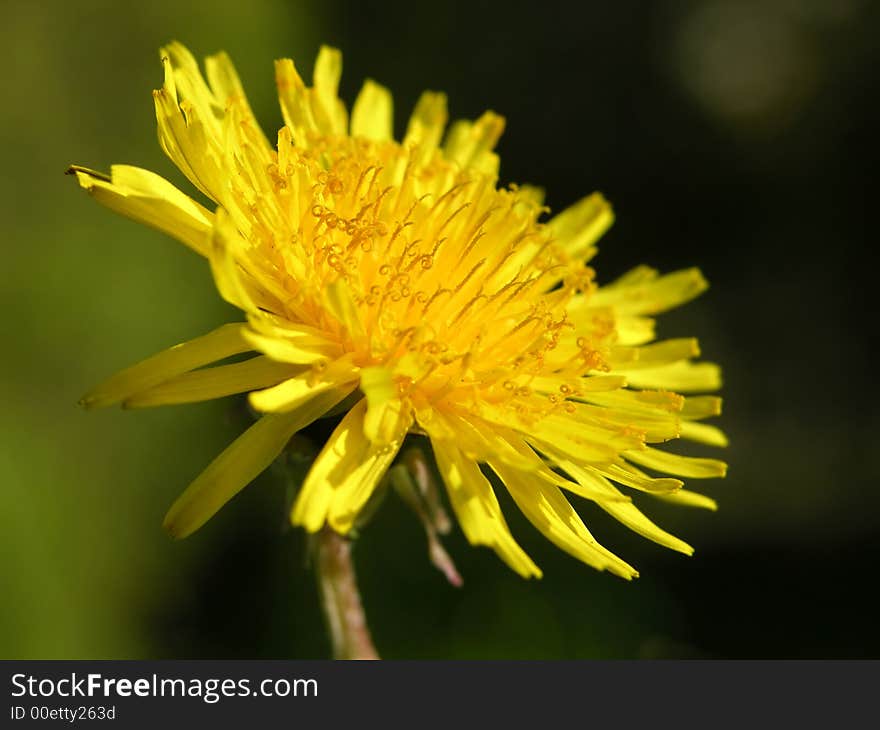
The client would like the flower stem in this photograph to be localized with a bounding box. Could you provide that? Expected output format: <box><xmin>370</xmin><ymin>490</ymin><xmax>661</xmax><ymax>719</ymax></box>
<box><xmin>315</xmin><ymin>527</ymin><xmax>379</xmax><ymax>660</ymax></box>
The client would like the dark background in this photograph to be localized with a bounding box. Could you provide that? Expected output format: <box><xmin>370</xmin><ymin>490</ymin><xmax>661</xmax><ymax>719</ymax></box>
<box><xmin>2</xmin><ymin>0</ymin><xmax>877</xmax><ymax>658</ymax></box>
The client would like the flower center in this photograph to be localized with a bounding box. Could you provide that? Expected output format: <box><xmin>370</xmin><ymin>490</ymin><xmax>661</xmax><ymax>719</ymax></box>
<box><xmin>242</xmin><ymin>130</ymin><xmax>608</xmax><ymax>422</ymax></box>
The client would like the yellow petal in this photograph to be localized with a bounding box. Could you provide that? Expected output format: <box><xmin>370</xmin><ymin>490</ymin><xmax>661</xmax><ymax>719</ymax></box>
<box><xmin>653</xmin><ymin>489</ymin><xmax>718</xmax><ymax>511</ymax></box>
<box><xmin>153</xmin><ymin>49</ymin><xmax>224</xmax><ymax>201</ymax></box>
<box><xmin>244</xmin><ymin>310</ymin><xmax>342</xmax><ymax>363</ymax></box>
<box><xmin>443</xmin><ymin>112</ymin><xmax>505</xmax><ymax>173</ymax></box>
<box><xmin>502</xmin><ymin>434</ymin><xmax>633</xmax><ymax>502</ymax></box>
<box><xmin>490</xmin><ymin>460</ymin><xmax>638</xmax><ymax>579</ymax></box>
<box><xmin>593</xmin><ymin>267</ymin><xmax>708</xmax><ymax>316</ymax></box>
<box><xmin>360</xmin><ymin>366</ymin><xmax>408</xmax><ymax>444</ymax></box>
<box><xmin>80</xmin><ymin>323</ymin><xmax>250</xmax><ymax>409</ymax></box>
<box><xmin>312</xmin><ymin>46</ymin><xmax>348</xmax><ymax>136</ymax></box>
<box><xmin>203</xmin><ymin>49</ymin><xmax>247</xmax><ymax>105</ymax></box>
<box><xmin>242</xmin><ymin>328</ymin><xmax>341</xmax><ymax>365</ymax></box>
<box><xmin>351</xmin><ymin>79</ymin><xmax>393</xmax><ymax>141</ymax></box>
<box><xmin>360</xmin><ymin>366</ymin><xmax>396</xmax><ymax>406</ymax></box>
<box><xmin>614</xmin><ymin>315</ymin><xmax>657</xmax><ymax>346</ymax></box>
<box><xmin>432</xmin><ymin>412</ymin><xmax>539</xmax><ymax>472</ymax></box>
<box><xmin>431</xmin><ymin>439</ymin><xmax>541</xmax><ymax>578</ymax></box>
<box><xmin>249</xmin><ymin>357</ymin><xmax>358</xmax><ymax>413</ymax></box>
<box><xmin>247</xmin><ymin>312</ymin><xmax>338</xmax><ymax>343</ymax></box>
<box><xmin>625</xmin><ymin>446</ymin><xmax>728</xmax><ymax>479</ymax></box>
<box><xmin>164</xmin><ymin>387</ymin><xmax>349</xmax><ymax>538</ymax></box>
<box><xmin>600</xmin><ymin>499</ymin><xmax>694</xmax><ymax>556</ymax></box>
<box><xmin>525</xmin><ymin>411</ymin><xmax>643</xmax><ymax>463</ymax></box>
<box><xmin>680</xmin><ymin>395</ymin><xmax>723</xmax><ymax>420</ymax></box>
<box><xmin>547</xmin><ymin>192</ymin><xmax>613</xmax><ymax>263</ymax></box>
<box><xmin>162</xmin><ymin>41</ymin><xmax>219</xmax><ymax>125</ymax></box>
<box><xmin>67</xmin><ymin>165</ymin><xmax>213</xmax><ymax>257</ymax></box>
<box><xmin>275</xmin><ymin>57</ymin><xmax>315</xmax><ymax>144</ymax></box>
<box><xmin>680</xmin><ymin>420</ymin><xmax>729</xmax><ymax>447</ymax></box>
<box><xmin>552</xmin><ymin>460</ymin><xmax>694</xmax><ymax>555</ymax></box>
<box><xmin>515</xmin><ymin>184</ymin><xmax>546</xmax><ymax>210</ymax></box>
<box><xmin>329</xmin><ymin>400</ymin><xmax>410</xmax><ymax>532</ymax></box>
<box><xmin>597</xmin><ymin>462</ymin><xmax>684</xmax><ymax>494</ymax></box>
<box><xmin>610</xmin><ymin>338</ymin><xmax>701</xmax><ymax>370</ymax></box>
<box><xmin>162</xmin><ymin>42</ymin><xmax>273</xmax><ymax>165</ymax></box>
<box><xmin>578</xmin><ymin>375</ymin><xmax>629</xmax><ymax>392</ymax></box>
<box><xmin>204</xmin><ymin>50</ymin><xmax>271</xmax><ymax>151</ymax></box>
<box><xmin>615</xmin><ymin>360</ymin><xmax>722</xmax><ymax>393</ymax></box>
<box><xmin>291</xmin><ymin>399</ymin><xmax>407</xmax><ymax>533</ymax></box>
<box><xmin>209</xmin><ymin>208</ymin><xmax>257</xmax><ymax>311</ymax></box>
<box><xmin>364</xmin><ymin>397</ymin><xmax>409</xmax><ymax>446</ymax></box>
<box><xmin>583</xmin><ymin>388</ymin><xmax>684</xmax><ymax>415</ymax></box>
<box><xmin>403</xmin><ymin>91</ymin><xmax>448</xmax><ymax>159</ymax></box>
<box><xmin>568</xmin><ymin>401</ymin><xmax>681</xmax><ymax>444</ymax></box>
<box><xmin>123</xmin><ymin>356</ymin><xmax>299</xmax><ymax>408</ymax></box>
<box><xmin>323</xmin><ymin>278</ymin><xmax>366</xmax><ymax>338</ymax></box>
<box><xmin>275</xmin><ymin>46</ymin><xmax>347</xmax><ymax>145</ymax></box>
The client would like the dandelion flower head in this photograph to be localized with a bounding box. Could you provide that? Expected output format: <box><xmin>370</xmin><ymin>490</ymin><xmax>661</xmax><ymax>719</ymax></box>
<box><xmin>70</xmin><ymin>43</ymin><xmax>727</xmax><ymax>579</ymax></box>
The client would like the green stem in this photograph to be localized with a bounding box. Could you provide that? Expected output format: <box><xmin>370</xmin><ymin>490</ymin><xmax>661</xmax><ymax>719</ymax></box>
<box><xmin>315</xmin><ymin>527</ymin><xmax>379</xmax><ymax>660</ymax></box>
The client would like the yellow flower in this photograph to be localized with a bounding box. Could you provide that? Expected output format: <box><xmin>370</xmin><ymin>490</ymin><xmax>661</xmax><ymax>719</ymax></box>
<box><xmin>70</xmin><ymin>42</ymin><xmax>727</xmax><ymax>580</ymax></box>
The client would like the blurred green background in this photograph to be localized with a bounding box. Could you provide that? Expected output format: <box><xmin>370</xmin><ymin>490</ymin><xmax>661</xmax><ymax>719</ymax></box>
<box><xmin>3</xmin><ymin>0</ymin><xmax>877</xmax><ymax>659</ymax></box>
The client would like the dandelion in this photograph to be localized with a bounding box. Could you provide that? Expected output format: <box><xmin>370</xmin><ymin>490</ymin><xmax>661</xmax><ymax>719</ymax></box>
<box><xmin>70</xmin><ymin>42</ymin><xmax>726</xmax><ymax>590</ymax></box>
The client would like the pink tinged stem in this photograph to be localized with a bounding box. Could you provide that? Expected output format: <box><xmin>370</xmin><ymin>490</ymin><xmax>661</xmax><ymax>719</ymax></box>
<box><xmin>315</xmin><ymin>527</ymin><xmax>380</xmax><ymax>660</ymax></box>
<box><xmin>390</xmin><ymin>457</ymin><xmax>463</xmax><ymax>587</ymax></box>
